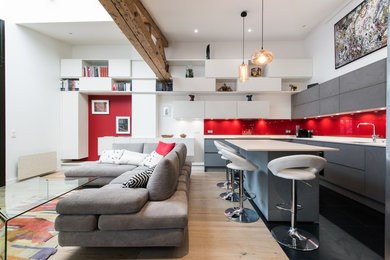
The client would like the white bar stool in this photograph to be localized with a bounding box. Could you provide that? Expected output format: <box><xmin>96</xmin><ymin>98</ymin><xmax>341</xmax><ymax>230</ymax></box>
<box><xmin>214</xmin><ymin>141</ymin><xmax>239</xmax><ymax>202</ymax></box>
<box><xmin>220</xmin><ymin>149</ymin><xmax>259</xmax><ymax>223</ymax></box>
<box><xmin>268</xmin><ymin>154</ymin><xmax>326</xmax><ymax>251</ymax></box>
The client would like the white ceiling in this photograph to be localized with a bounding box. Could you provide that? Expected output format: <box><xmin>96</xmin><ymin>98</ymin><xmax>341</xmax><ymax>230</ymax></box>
<box><xmin>19</xmin><ymin>0</ymin><xmax>350</xmax><ymax>45</ymax></box>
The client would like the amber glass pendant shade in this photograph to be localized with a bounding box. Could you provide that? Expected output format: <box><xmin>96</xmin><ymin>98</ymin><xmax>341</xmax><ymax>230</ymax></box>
<box><xmin>251</xmin><ymin>48</ymin><xmax>274</xmax><ymax>66</ymax></box>
<box><xmin>239</xmin><ymin>63</ymin><xmax>249</xmax><ymax>82</ymax></box>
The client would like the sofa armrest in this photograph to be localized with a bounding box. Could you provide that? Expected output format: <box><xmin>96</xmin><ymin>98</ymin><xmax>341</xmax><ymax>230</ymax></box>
<box><xmin>56</xmin><ymin>187</ymin><xmax>148</xmax><ymax>215</ymax></box>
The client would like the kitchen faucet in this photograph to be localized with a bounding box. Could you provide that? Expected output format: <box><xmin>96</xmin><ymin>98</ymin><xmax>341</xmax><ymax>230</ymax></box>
<box><xmin>357</xmin><ymin>123</ymin><xmax>379</xmax><ymax>142</ymax></box>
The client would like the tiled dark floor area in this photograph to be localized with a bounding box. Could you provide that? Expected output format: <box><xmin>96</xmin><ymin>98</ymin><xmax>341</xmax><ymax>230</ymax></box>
<box><xmin>250</xmin><ymin>185</ymin><xmax>384</xmax><ymax>260</ymax></box>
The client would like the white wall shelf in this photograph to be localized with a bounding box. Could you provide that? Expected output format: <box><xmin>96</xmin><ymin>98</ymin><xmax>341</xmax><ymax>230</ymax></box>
<box><xmin>109</xmin><ymin>59</ymin><xmax>131</xmax><ymax>79</ymax></box>
<box><xmin>79</xmin><ymin>77</ymin><xmax>112</xmax><ymax>91</ymax></box>
<box><xmin>172</xmin><ymin>101</ymin><xmax>205</xmax><ymax>119</ymax></box>
<box><xmin>237</xmin><ymin>77</ymin><xmax>282</xmax><ymax>92</ymax></box>
<box><xmin>237</xmin><ymin>101</ymin><xmax>270</xmax><ymax>119</ymax></box>
<box><xmin>61</xmin><ymin>59</ymin><xmax>82</xmax><ymax>78</ymax></box>
<box><xmin>205</xmin><ymin>59</ymin><xmax>241</xmax><ymax>78</ymax></box>
<box><xmin>204</xmin><ymin>101</ymin><xmax>237</xmax><ymax>119</ymax></box>
<box><xmin>173</xmin><ymin>77</ymin><xmax>215</xmax><ymax>92</ymax></box>
<box><xmin>264</xmin><ymin>59</ymin><xmax>312</xmax><ymax>79</ymax></box>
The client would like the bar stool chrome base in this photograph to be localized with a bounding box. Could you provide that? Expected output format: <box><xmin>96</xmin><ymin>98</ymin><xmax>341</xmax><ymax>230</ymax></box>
<box><xmin>219</xmin><ymin>191</ymin><xmax>243</xmax><ymax>202</ymax></box>
<box><xmin>271</xmin><ymin>226</ymin><xmax>319</xmax><ymax>251</ymax></box>
<box><xmin>216</xmin><ymin>181</ymin><xmax>238</xmax><ymax>190</ymax></box>
<box><xmin>224</xmin><ymin>207</ymin><xmax>259</xmax><ymax>223</ymax></box>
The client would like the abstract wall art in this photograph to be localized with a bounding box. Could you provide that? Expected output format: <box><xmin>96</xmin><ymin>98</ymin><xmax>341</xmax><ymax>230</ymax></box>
<box><xmin>334</xmin><ymin>0</ymin><xmax>389</xmax><ymax>69</ymax></box>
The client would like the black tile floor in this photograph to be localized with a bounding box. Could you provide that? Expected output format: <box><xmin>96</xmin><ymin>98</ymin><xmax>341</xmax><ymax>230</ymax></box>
<box><xmin>250</xmin><ymin>186</ymin><xmax>384</xmax><ymax>260</ymax></box>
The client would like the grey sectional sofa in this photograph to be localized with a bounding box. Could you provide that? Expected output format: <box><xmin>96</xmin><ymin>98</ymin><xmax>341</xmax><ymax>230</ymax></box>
<box><xmin>55</xmin><ymin>143</ymin><xmax>191</xmax><ymax>247</ymax></box>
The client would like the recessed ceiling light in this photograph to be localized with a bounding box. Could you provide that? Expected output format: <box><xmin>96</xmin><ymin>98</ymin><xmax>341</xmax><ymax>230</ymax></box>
<box><xmin>356</xmin><ymin>110</ymin><xmax>361</xmax><ymax>113</ymax></box>
<box><xmin>194</xmin><ymin>29</ymin><xmax>198</xmax><ymax>33</ymax></box>
<box><xmin>68</xmin><ymin>32</ymin><xmax>73</xmax><ymax>35</ymax></box>
<box><xmin>302</xmin><ymin>25</ymin><xmax>306</xmax><ymax>28</ymax></box>
<box><xmin>248</xmin><ymin>28</ymin><xmax>252</xmax><ymax>32</ymax></box>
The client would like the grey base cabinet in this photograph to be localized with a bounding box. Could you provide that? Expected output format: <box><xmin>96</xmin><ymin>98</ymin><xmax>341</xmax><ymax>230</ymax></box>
<box><xmin>292</xmin><ymin>139</ymin><xmax>385</xmax><ymax>206</ymax></box>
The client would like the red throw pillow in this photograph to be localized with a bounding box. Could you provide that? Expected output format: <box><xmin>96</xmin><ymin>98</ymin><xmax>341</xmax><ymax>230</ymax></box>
<box><xmin>155</xmin><ymin>141</ymin><xmax>176</xmax><ymax>156</ymax></box>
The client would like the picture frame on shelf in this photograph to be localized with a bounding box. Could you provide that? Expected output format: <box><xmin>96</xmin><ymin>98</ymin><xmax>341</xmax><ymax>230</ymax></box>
<box><xmin>92</xmin><ymin>100</ymin><xmax>109</xmax><ymax>114</ymax></box>
<box><xmin>116</xmin><ymin>116</ymin><xmax>131</xmax><ymax>134</ymax></box>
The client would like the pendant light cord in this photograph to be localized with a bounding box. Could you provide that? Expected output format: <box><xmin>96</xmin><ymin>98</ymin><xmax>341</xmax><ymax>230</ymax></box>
<box><xmin>261</xmin><ymin>0</ymin><xmax>264</xmax><ymax>49</ymax></box>
<box><xmin>242</xmin><ymin>14</ymin><xmax>245</xmax><ymax>63</ymax></box>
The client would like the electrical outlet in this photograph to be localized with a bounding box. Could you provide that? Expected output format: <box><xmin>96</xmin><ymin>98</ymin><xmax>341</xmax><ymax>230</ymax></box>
<box><xmin>207</xmin><ymin>130</ymin><xmax>213</xmax><ymax>134</ymax></box>
<box><xmin>285</xmin><ymin>130</ymin><xmax>291</xmax><ymax>134</ymax></box>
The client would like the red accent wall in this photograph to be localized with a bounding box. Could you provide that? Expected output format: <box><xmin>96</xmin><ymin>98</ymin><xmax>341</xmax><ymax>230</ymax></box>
<box><xmin>88</xmin><ymin>95</ymin><xmax>132</xmax><ymax>161</ymax></box>
<box><xmin>204</xmin><ymin>110</ymin><xmax>386</xmax><ymax>138</ymax></box>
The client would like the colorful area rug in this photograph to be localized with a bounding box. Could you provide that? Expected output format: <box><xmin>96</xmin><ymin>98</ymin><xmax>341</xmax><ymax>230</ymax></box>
<box><xmin>6</xmin><ymin>195</ymin><xmax>66</xmax><ymax>260</ymax></box>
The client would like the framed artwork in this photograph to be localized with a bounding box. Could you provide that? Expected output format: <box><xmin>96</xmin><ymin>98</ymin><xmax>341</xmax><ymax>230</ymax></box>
<box><xmin>116</xmin><ymin>116</ymin><xmax>130</xmax><ymax>134</ymax></box>
<box><xmin>92</xmin><ymin>100</ymin><xmax>109</xmax><ymax>114</ymax></box>
<box><xmin>334</xmin><ymin>0</ymin><xmax>389</xmax><ymax>69</ymax></box>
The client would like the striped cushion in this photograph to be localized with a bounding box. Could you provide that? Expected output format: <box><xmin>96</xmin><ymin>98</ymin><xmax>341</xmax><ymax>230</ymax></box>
<box><xmin>122</xmin><ymin>167</ymin><xmax>155</xmax><ymax>188</ymax></box>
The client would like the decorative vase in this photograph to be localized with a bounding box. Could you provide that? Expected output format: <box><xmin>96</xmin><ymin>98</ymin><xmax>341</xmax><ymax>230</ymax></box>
<box><xmin>246</xmin><ymin>95</ymin><xmax>253</xmax><ymax>101</ymax></box>
<box><xmin>189</xmin><ymin>94</ymin><xmax>195</xmax><ymax>101</ymax></box>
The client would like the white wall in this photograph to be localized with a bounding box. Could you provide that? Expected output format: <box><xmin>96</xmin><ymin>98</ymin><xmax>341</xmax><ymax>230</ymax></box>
<box><xmin>5</xmin><ymin>22</ymin><xmax>71</xmax><ymax>182</ymax></box>
<box><xmin>166</xmin><ymin>40</ymin><xmax>306</xmax><ymax>60</ymax></box>
<box><xmin>304</xmin><ymin>0</ymin><xmax>388</xmax><ymax>84</ymax></box>
<box><xmin>71</xmin><ymin>45</ymin><xmax>142</xmax><ymax>60</ymax></box>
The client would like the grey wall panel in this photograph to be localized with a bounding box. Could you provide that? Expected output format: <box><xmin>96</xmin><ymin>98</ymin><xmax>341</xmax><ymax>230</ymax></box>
<box><xmin>339</xmin><ymin>59</ymin><xmax>386</xmax><ymax>93</ymax></box>
<box><xmin>365</xmin><ymin>146</ymin><xmax>386</xmax><ymax>203</ymax></box>
<box><xmin>320</xmin><ymin>78</ymin><xmax>340</xmax><ymax>99</ymax></box>
<box><xmin>339</xmin><ymin>83</ymin><xmax>386</xmax><ymax>112</ymax></box>
<box><xmin>320</xmin><ymin>95</ymin><xmax>339</xmax><ymax>115</ymax></box>
<box><xmin>204</xmin><ymin>153</ymin><xmax>226</xmax><ymax>167</ymax></box>
<box><xmin>294</xmin><ymin>85</ymin><xmax>320</xmax><ymax>105</ymax></box>
<box><xmin>324</xmin><ymin>143</ymin><xmax>365</xmax><ymax>170</ymax></box>
<box><xmin>324</xmin><ymin>162</ymin><xmax>365</xmax><ymax>194</ymax></box>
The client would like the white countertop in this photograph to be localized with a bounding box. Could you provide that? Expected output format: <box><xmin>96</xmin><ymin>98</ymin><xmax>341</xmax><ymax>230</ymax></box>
<box><xmin>226</xmin><ymin>140</ymin><xmax>339</xmax><ymax>152</ymax></box>
<box><xmin>205</xmin><ymin>135</ymin><xmax>386</xmax><ymax>147</ymax></box>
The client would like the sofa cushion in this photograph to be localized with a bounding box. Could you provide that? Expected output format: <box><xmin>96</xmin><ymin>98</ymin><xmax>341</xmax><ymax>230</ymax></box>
<box><xmin>122</xmin><ymin>167</ymin><xmax>155</xmax><ymax>188</ymax></box>
<box><xmin>56</xmin><ymin>188</ymin><xmax>148</xmax><ymax>215</ymax></box>
<box><xmin>143</xmin><ymin>143</ymin><xmax>158</xmax><ymax>154</ymax></box>
<box><xmin>112</xmin><ymin>143</ymin><xmax>143</xmax><ymax>153</ymax></box>
<box><xmin>64</xmin><ymin>162</ymin><xmax>138</xmax><ymax>178</ymax></box>
<box><xmin>146</xmin><ymin>152</ymin><xmax>180</xmax><ymax>201</ymax></box>
<box><xmin>142</xmin><ymin>151</ymin><xmax>163</xmax><ymax>168</ymax></box>
<box><xmin>55</xmin><ymin>215</ymin><xmax>98</xmax><ymax>232</ymax></box>
<box><xmin>118</xmin><ymin>150</ymin><xmax>148</xmax><ymax>165</ymax></box>
<box><xmin>109</xmin><ymin>166</ymin><xmax>148</xmax><ymax>184</ymax></box>
<box><xmin>99</xmin><ymin>150</ymin><xmax>124</xmax><ymax>164</ymax></box>
<box><xmin>172</xmin><ymin>143</ymin><xmax>187</xmax><ymax>169</ymax></box>
<box><xmin>98</xmin><ymin>190</ymin><xmax>188</xmax><ymax>231</ymax></box>
<box><xmin>155</xmin><ymin>141</ymin><xmax>176</xmax><ymax>156</ymax></box>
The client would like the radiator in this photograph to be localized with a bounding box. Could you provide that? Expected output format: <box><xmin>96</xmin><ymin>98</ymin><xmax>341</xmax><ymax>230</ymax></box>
<box><xmin>17</xmin><ymin>152</ymin><xmax>57</xmax><ymax>180</ymax></box>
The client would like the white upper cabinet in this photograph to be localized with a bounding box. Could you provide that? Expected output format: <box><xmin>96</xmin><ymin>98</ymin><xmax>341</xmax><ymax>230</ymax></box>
<box><xmin>173</xmin><ymin>78</ymin><xmax>215</xmax><ymax>92</ymax></box>
<box><xmin>109</xmin><ymin>59</ymin><xmax>131</xmax><ymax>79</ymax></box>
<box><xmin>237</xmin><ymin>101</ymin><xmax>270</xmax><ymax>119</ymax></box>
<box><xmin>173</xmin><ymin>101</ymin><xmax>205</xmax><ymax>119</ymax></box>
<box><xmin>205</xmin><ymin>59</ymin><xmax>241</xmax><ymax>78</ymax></box>
<box><xmin>78</xmin><ymin>77</ymin><xmax>112</xmax><ymax>91</ymax></box>
<box><xmin>61</xmin><ymin>59</ymin><xmax>82</xmax><ymax>78</ymax></box>
<box><xmin>265</xmin><ymin>59</ymin><xmax>312</xmax><ymax>79</ymax></box>
<box><xmin>237</xmin><ymin>77</ymin><xmax>282</xmax><ymax>92</ymax></box>
<box><xmin>132</xmin><ymin>61</ymin><xmax>156</xmax><ymax>78</ymax></box>
<box><xmin>132</xmin><ymin>79</ymin><xmax>156</xmax><ymax>92</ymax></box>
<box><xmin>204</xmin><ymin>101</ymin><xmax>237</xmax><ymax>119</ymax></box>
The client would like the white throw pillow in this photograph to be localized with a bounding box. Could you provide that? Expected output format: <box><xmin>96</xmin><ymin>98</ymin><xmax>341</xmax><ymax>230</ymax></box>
<box><xmin>118</xmin><ymin>150</ymin><xmax>148</xmax><ymax>165</ymax></box>
<box><xmin>99</xmin><ymin>150</ymin><xmax>124</xmax><ymax>164</ymax></box>
<box><xmin>142</xmin><ymin>151</ymin><xmax>163</xmax><ymax>168</ymax></box>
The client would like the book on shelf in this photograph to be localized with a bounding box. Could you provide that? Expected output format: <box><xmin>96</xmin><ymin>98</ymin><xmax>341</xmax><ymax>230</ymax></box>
<box><xmin>83</xmin><ymin>66</ymin><xmax>108</xmax><ymax>77</ymax></box>
<box><xmin>60</xmin><ymin>79</ymin><xmax>79</xmax><ymax>91</ymax></box>
<box><xmin>112</xmin><ymin>82</ymin><xmax>131</xmax><ymax>92</ymax></box>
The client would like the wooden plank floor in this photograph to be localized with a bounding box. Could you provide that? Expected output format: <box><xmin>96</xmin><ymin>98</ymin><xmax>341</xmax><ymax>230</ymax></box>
<box><xmin>50</xmin><ymin>171</ymin><xmax>287</xmax><ymax>260</ymax></box>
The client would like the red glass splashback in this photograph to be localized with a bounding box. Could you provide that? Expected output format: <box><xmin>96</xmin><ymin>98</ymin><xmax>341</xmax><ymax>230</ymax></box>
<box><xmin>204</xmin><ymin>110</ymin><xmax>386</xmax><ymax>138</ymax></box>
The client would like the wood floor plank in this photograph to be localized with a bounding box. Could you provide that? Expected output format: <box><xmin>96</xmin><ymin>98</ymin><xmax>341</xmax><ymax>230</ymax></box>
<box><xmin>49</xmin><ymin>171</ymin><xmax>287</xmax><ymax>260</ymax></box>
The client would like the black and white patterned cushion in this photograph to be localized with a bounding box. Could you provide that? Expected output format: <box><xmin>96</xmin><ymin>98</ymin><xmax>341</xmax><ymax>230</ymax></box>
<box><xmin>122</xmin><ymin>167</ymin><xmax>155</xmax><ymax>188</ymax></box>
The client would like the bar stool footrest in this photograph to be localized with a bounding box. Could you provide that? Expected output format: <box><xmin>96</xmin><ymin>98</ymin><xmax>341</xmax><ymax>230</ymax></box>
<box><xmin>276</xmin><ymin>203</ymin><xmax>303</xmax><ymax>212</ymax></box>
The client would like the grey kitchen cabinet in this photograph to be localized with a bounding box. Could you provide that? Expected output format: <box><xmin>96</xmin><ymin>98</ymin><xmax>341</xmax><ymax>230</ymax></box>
<box><xmin>339</xmin><ymin>83</ymin><xmax>386</xmax><ymax>112</ymax></box>
<box><xmin>292</xmin><ymin>85</ymin><xmax>320</xmax><ymax>106</ymax></box>
<box><xmin>339</xmin><ymin>58</ymin><xmax>386</xmax><ymax>93</ymax></box>
<box><xmin>292</xmin><ymin>100</ymin><xmax>319</xmax><ymax>119</ymax></box>
<box><xmin>365</xmin><ymin>146</ymin><xmax>386</xmax><ymax>203</ymax></box>
<box><xmin>323</xmin><ymin>143</ymin><xmax>365</xmax><ymax>170</ymax></box>
<box><xmin>319</xmin><ymin>78</ymin><xmax>339</xmax><ymax>99</ymax></box>
<box><xmin>319</xmin><ymin>95</ymin><xmax>339</xmax><ymax>115</ymax></box>
<box><xmin>204</xmin><ymin>139</ymin><xmax>229</xmax><ymax>171</ymax></box>
<box><xmin>324</xmin><ymin>162</ymin><xmax>365</xmax><ymax>194</ymax></box>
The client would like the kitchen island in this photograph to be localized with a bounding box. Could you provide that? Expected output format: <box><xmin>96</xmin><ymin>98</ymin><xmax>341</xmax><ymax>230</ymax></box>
<box><xmin>226</xmin><ymin>139</ymin><xmax>338</xmax><ymax>222</ymax></box>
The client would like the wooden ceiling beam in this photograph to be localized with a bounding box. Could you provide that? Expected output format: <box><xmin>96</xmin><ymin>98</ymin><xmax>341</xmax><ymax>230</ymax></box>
<box><xmin>99</xmin><ymin>0</ymin><xmax>170</xmax><ymax>81</ymax></box>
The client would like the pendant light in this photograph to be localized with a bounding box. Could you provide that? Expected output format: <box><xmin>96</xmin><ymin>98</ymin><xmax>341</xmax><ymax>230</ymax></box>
<box><xmin>239</xmin><ymin>11</ymin><xmax>249</xmax><ymax>82</ymax></box>
<box><xmin>251</xmin><ymin>0</ymin><xmax>273</xmax><ymax>65</ymax></box>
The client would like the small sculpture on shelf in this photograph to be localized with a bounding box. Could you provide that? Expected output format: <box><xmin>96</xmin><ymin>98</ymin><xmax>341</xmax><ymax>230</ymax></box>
<box><xmin>217</xmin><ymin>83</ymin><xmax>233</xmax><ymax>92</ymax></box>
<box><xmin>251</xmin><ymin>67</ymin><xmax>262</xmax><ymax>77</ymax></box>
<box><xmin>185</xmin><ymin>67</ymin><xmax>194</xmax><ymax>78</ymax></box>
<box><xmin>180</xmin><ymin>133</ymin><xmax>187</xmax><ymax>138</ymax></box>
<box><xmin>246</xmin><ymin>95</ymin><xmax>253</xmax><ymax>101</ymax></box>
<box><xmin>289</xmin><ymin>84</ymin><xmax>298</xmax><ymax>91</ymax></box>
<box><xmin>189</xmin><ymin>94</ymin><xmax>195</xmax><ymax>101</ymax></box>
<box><xmin>206</xmin><ymin>44</ymin><xmax>210</xmax><ymax>59</ymax></box>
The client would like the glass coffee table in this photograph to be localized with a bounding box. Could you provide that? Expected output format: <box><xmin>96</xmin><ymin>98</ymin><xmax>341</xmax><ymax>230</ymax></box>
<box><xmin>0</xmin><ymin>176</ymin><xmax>97</xmax><ymax>259</ymax></box>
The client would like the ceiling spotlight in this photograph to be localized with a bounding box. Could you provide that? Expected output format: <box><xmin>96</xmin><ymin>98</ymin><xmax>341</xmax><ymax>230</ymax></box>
<box><xmin>68</xmin><ymin>32</ymin><xmax>73</xmax><ymax>35</ymax></box>
<box><xmin>248</xmin><ymin>28</ymin><xmax>252</xmax><ymax>32</ymax></box>
<box><xmin>194</xmin><ymin>29</ymin><xmax>198</xmax><ymax>33</ymax></box>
